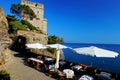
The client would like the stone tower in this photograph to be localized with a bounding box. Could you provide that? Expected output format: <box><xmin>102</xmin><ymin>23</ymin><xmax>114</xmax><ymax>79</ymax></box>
<box><xmin>21</xmin><ymin>0</ymin><xmax>47</xmax><ymax>34</ymax></box>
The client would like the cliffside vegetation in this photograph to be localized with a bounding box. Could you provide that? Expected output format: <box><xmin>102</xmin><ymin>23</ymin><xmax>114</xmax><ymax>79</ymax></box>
<box><xmin>7</xmin><ymin>15</ymin><xmax>40</xmax><ymax>38</ymax></box>
<box><xmin>48</xmin><ymin>35</ymin><xmax>64</xmax><ymax>44</ymax></box>
<box><xmin>47</xmin><ymin>35</ymin><xmax>64</xmax><ymax>54</ymax></box>
<box><xmin>8</xmin><ymin>3</ymin><xmax>38</xmax><ymax>34</ymax></box>
<box><xmin>9</xmin><ymin>21</ymin><xmax>27</xmax><ymax>30</ymax></box>
<box><xmin>11</xmin><ymin>4</ymin><xmax>36</xmax><ymax>19</ymax></box>
<box><xmin>21</xmin><ymin>19</ymin><xmax>38</xmax><ymax>31</ymax></box>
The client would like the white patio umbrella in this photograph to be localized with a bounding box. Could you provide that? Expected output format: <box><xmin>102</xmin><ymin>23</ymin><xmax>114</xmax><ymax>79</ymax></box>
<box><xmin>73</xmin><ymin>46</ymin><xmax>119</xmax><ymax>58</ymax></box>
<box><xmin>25</xmin><ymin>43</ymin><xmax>47</xmax><ymax>49</ymax></box>
<box><xmin>46</xmin><ymin>43</ymin><xmax>68</xmax><ymax>49</ymax></box>
<box><xmin>46</xmin><ymin>43</ymin><xmax>68</xmax><ymax>69</ymax></box>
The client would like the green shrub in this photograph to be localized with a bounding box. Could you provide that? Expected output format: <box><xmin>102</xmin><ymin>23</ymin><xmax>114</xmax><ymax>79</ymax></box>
<box><xmin>48</xmin><ymin>35</ymin><xmax>64</xmax><ymax>44</ymax></box>
<box><xmin>9</xmin><ymin>21</ymin><xmax>27</xmax><ymax>30</ymax></box>
<box><xmin>0</xmin><ymin>70</ymin><xmax>10</xmax><ymax>80</ymax></box>
<box><xmin>9</xmin><ymin>33</ymin><xmax>16</xmax><ymax>39</ymax></box>
<box><xmin>21</xmin><ymin>19</ymin><xmax>38</xmax><ymax>31</ymax></box>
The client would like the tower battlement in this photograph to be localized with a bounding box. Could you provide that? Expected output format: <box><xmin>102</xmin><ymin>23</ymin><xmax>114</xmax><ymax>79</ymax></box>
<box><xmin>21</xmin><ymin>1</ymin><xmax>44</xmax><ymax>10</ymax></box>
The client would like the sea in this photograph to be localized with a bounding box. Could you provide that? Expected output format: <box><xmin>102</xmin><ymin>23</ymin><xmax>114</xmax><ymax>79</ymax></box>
<box><xmin>62</xmin><ymin>43</ymin><xmax>120</xmax><ymax>74</ymax></box>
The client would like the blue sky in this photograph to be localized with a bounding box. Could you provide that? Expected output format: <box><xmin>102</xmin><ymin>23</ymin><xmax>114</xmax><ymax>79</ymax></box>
<box><xmin>0</xmin><ymin>0</ymin><xmax>120</xmax><ymax>44</ymax></box>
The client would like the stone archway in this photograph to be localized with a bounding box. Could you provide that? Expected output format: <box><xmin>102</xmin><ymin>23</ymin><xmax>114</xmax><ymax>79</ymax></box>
<box><xmin>10</xmin><ymin>36</ymin><xmax>27</xmax><ymax>52</ymax></box>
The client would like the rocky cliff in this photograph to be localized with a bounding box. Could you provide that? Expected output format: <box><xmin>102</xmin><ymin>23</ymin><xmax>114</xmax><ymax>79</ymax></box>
<box><xmin>0</xmin><ymin>7</ymin><xmax>8</xmax><ymax>29</ymax></box>
<box><xmin>0</xmin><ymin>7</ymin><xmax>12</xmax><ymax>63</ymax></box>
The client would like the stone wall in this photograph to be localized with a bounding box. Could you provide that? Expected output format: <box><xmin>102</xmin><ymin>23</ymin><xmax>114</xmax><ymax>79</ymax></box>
<box><xmin>17</xmin><ymin>30</ymin><xmax>48</xmax><ymax>45</ymax></box>
<box><xmin>0</xmin><ymin>7</ymin><xmax>12</xmax><ymax>63</ymax></box>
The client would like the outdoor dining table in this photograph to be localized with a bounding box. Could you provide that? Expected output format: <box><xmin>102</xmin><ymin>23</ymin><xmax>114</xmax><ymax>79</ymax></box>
<box><xmin>63</xmin><ymin>69</ymin><xmax>74</xmax><ymax>79</ymax></box>
<box><xmin>28</xmin><ymin>58</ymin><xmax>43</xmax><ymax>68</ymax></box>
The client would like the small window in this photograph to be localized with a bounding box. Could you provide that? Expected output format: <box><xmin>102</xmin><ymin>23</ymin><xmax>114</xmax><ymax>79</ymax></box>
<box><xmin>30</xmin><ymin>17</ymin><xmax>33</xmax><ymax>20</ymax></box>
<box><xmin>35</xmin><ymin>4</ymin><xmax>38</xmax><ymax>7</ymax></box>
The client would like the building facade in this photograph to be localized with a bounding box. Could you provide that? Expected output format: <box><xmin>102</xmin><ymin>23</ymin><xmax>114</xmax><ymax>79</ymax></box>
<box><xmin>21</xmin><ymin>0</ymin><xmax>47</xmax><ymax>34</ymax></box>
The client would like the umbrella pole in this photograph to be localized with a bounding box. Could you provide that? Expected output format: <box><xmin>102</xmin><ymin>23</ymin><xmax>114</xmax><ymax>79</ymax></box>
<box><xmin>55</xmin><ymin>44</ymin><xmax>60</xmax><ymax>71</ymax></box>
<box><xmin>55</xmin><ymin>49</ymin><xmax>60</xmax><ymax>69</ymax></box>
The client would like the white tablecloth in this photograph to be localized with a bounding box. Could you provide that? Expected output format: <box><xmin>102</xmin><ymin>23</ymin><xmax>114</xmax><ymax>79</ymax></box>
<box><xmin>59</xmin><ymin>61</ymin><xmax>66</xmax><ymax>66</ymax></box>
<box><xmin>45</xmin><ymin>57</ymin><xmax>53</xmax><ymax>61</ymax></box>
<box><xmin>28</xmin><ymin>58</ymin><xmax>43</xmax><ymax>63</ymax></box>
<box><xmin>63</xmin><ymin>69</ymin><xmax>74</xmax><ymax>78</ymax></box>
<box><xmin>79</xmin><ymin>75</ymin><xmax>94</xmax><ymax>80</ymax></box>
<box><xmin>72</xmin><ymin>65</ymin><xmax>82</xmax><ymax>71</ymax></box>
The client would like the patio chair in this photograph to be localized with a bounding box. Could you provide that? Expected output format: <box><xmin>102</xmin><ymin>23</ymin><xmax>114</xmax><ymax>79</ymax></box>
<box><xmin>27</xmin><ymin>59</ymin><xmax>34</xmax><ymax>67</ymax></box>
<box><xmin>58</xmin><ymin>71</ymin><xmax>66</xmax><ymax>80</ymax></box>
<box><xmin>66</xmin><ymin>74</ymin><xmax>74</xmax><ymax>80</ymax></box>
<box><xmin>48</xmin><ymin>68</ymin><xmax>59</xmax><ymax>79</ymax></box>
<box><xmin>34</xmin><ymin>61</ymin><xmax>43</xmax><ymax>69</ymax></box>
